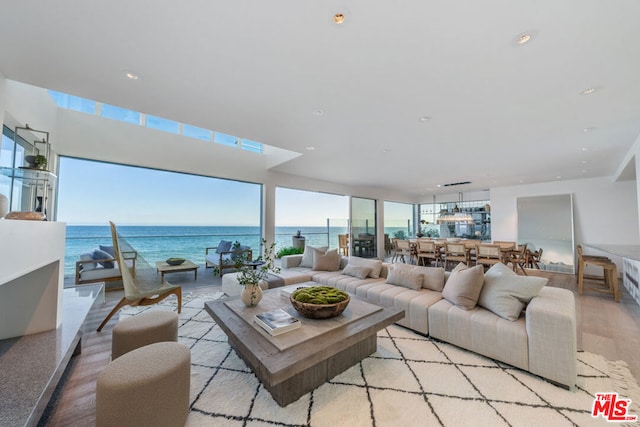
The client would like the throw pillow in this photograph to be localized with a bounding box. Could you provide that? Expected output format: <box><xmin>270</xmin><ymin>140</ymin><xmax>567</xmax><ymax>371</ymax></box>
<box><xmin>216</xmin><ymin>240</ymin><xmax>232</xmax><ymax>254</ymax></box>
<box><xmin>386</xmin><ymin>268</ymin><xmax>423</xmax><ymax>290</ymax></box>
<box><xmin>442</xmin><ymin>264</ymin><xmax>485</xmax><ymax>310</ymax></box>
<box><xmin>342</xmin><ymin>264</ymin><xmax>372</xmax><ymax>279</ymax></box>
<box><xmin>347</xmin><ymin>256</ymin><xmax>383</xmax><ymax>279</ymax></box>
<box><xmin>99</xmin><ymin>245</ymin><xmax>115</xmax><ymax>257</ymax></box>
<box><xmin>92</xmin><ymin>249</ymin><xmax>115</xmax><ymax>268</ymax></box>
<box><xmin>393</xmin><ymin>263</ymin><xmax>445</xmax><ymax>291</ymax></box>
<box><xmin>79</xmin><ymin>253</ymin><xmax>97</xmax><ymax>271</ymax></box>
<box><xmin>300</xmin><ymin>245</ymin><xmax>329</xmax><ymax>268</ymax></box>
<box><xmin>478</xmin><ymin>263</ymin><xmax>548</xmax><ymax>321</ymax></box>
<box><xmin>312</xmin><ymin>248</ymin><xmax>340</xmax><ymax>271</ymax></box>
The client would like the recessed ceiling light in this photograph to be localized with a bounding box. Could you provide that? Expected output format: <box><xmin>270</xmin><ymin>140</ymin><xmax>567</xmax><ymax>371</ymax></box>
<box><xmin>556</xmin><ymin>176</ymin><xmax>562</xmax><ymax>179</ymax></box>
<box><xmin>581</xmin><ymin>160</ymin><xmax>588</xmax><ymax>164</ymax></box>
<box><xmin>312</xmin><ymin>108</ymin><xmax>324</xmax><ymax>116</ymax></box>
<box><xmin>382</xmin><ymin>148</ymin><xmax>391</xmax><ymax>153</ymax></box>
<box><xmin>583</xmin><ymin>126</ymin><xmax>597</xmax><ymax>133</ymax></box>
<box><xmin>419</xmin><ymin>116</ymin><xmax>431</xmax><ymax>122</ymax></box>
<box><xmin>124</xmin><ymin>71</ymin><xmax>140</xmax><ymax>80</ymax></box>
<box><xmin>581</xmin><ymin>147</ymin><xmax>590</xmax><ymax>151</ymax></box>
<box><xmin>306</xmin><ymin>146</ymin><xmax>315</xmax><ymax>151</ymax></box>
<box><xmin>580</xmin><ymin>87</ymin><xmax>597</xmax><ymax>95</ymax></box>
<box><xmin>513</xmin><ymin>32</ymin><xmax>532</xmax><ymax>45</ymax></box>
<box><xmin>333</xmin><ymin>13</ymin><xmax>345</xmax><ymax>24</ymax></box>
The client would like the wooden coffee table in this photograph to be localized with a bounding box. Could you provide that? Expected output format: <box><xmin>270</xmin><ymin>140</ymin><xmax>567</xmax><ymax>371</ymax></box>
<box><xmin>205</xmin><ymin>284</ymin><xmax>404</xmax><ymax>406</ymax></box>
<box><xmin>155</xmin><ymin>260</ymin><xmax>198</xmax><ymax>282</ymax></box>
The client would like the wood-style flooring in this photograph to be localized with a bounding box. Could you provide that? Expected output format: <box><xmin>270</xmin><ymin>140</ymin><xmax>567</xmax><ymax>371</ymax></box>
<box><xmin>39</xmin><ymin>266</ymin><xmax>640</xmax><ymax>426</ymax></box>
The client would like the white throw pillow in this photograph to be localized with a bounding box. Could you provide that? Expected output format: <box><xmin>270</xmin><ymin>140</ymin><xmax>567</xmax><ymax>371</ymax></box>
<box><xmin>392</xmin><ymin>263</ymin><xmax>445</xmax><ymax>291</ymax></box>
<box><xmin>348</xmin><ymin>256</ymin><xmax>383</xmax><ymax>279</ymax></box>
<box><xmin>342</xmin><ymin>265</ymin><xmax>372</xmax><ymax>279</ymax></box>
<box><xmin>312</xmin><ymin>248</ymin><xmax>340</xmax><ymax>271</ymax></box>
<box><xmin>478</xmin><ymin>263</ymin><xmax>547</xmax><ymax>321</ymax></box>
<box><xmin>300</xmin><ymin>245</ymin><xmax>328</xmax><ymax>268</ymax></box>
<box><xmin>386</xmin><ymin>269</ymin><xmax>423</xmax><ymax>290</ymax></box>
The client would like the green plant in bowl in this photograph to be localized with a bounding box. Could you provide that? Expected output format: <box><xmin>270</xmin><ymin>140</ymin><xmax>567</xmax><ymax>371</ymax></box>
<box><xmin>166</xmin><ymin>257</ymin><xmax>185</xmax><ymax>266</ymax></box>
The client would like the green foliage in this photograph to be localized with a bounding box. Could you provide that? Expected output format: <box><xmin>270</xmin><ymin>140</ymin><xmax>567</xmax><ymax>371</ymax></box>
<box><xmin>423</xmin><ymin>228</ymin><xmax>440</xmax><ymax>238</ymax></box>
<box><xmin>234</xmin><ymin>239</ymin><xmax>281</xmax><ymax>286</ymax></box>
<box><xmin>292</xmin><ymin>286</ymin><xmax>348</xmax><ymax>304</ymax></box>
<box><xmin>276</xmin><ymin>246</ymin><xmax>304</xmax><ymax>258</ymax></box>
<box><xmin>393</xmin><ymin>230</ymin><xmax>407</xmax><ymax>240</ymax></box>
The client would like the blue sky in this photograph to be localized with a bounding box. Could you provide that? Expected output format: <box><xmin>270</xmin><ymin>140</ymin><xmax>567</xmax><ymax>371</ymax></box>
<box><xmin>57</xmin><ymin>158</ymin><xmax>350</xmax><ymax>226</ymax></box>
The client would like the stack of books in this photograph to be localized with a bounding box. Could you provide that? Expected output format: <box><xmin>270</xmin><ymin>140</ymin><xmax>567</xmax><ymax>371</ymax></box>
<box><xmin>254</xmin><ymin>308</ymin><xmax>301</xmax><ymax>336</ymax></box>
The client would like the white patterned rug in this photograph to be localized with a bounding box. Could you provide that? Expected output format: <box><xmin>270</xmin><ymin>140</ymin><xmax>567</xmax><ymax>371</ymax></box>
<box><xmin>122</xmin><ymin>293</ymin><xmax>640</xmax><ymax>427</ymax></box>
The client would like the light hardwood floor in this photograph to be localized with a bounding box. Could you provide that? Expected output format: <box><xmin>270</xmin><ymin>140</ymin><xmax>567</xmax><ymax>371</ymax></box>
<box><xmin>39</xmin><ymin>267</ymin><xmax>640</xmax><ymax>426</ymax></box>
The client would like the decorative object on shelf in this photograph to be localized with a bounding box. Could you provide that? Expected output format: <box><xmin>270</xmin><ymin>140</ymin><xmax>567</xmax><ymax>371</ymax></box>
<box><xmin>165</xmin><ymin>257</ymin><xmax>185</xmax><ymax>266</ymax></box>
<box><xmin>34</xmin><ymin>155</ymin><xmax>47</xmax><ymax>170</ymax></box>
<box><xmin>23</xmin><ymin>155</ymin><xmax>37</xmax><ymax>168</ymax></box>
<box><xmin>0</xmin><ymin>193</ymin><xmax>8</xmax><ymax>218</ymax></box>
<box><xmin>292</xmin><ymin>230</ymin><xmax>305</xmax><ymax>249</ymax></box>
<box><xmin>34</xmin><ymin>196</ymin><xmax>43</xmax><ymax>213</ymax></box>
<box><xmin>4</xmin><ymin>211</ymin><xmax>46</xmax><ymax>221</ymax></box>
<box><xmin>290</xmin><ymin>286</ymin><xmax>350</xmax><ymax>319</ymax></box>
<box><xmin>235</xmin><ymin>239</ymin><xmax>280</xmax><ymax>307</ymax></box>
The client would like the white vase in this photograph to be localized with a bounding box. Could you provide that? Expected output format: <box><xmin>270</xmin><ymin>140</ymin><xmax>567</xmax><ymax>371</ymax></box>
<box><xmin>240</xmin><ymin>282</ymin><xmax>263</xmax><ymax>307</ymax></box>
<box><xmin>0</xmin><ymin>193</ymin><xmax>8</xmax><ymax>218</ymax></box>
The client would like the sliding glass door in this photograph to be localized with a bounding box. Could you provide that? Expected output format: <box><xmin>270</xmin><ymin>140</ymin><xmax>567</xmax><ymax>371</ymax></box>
<box><xmin>351</xmin><ymin>197</ymin><xmax>377</xmax><ymax>258</ymax></box>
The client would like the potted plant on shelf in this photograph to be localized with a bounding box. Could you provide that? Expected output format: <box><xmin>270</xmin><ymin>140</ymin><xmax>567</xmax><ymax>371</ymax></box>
<box><xmin>234</xmin><ymin>238</ymin><xmax>281</xmax><ymax>307</ymax></box>
<box><xmin>34</xmin><ymin>155</ymin><xmax>47</xmax><ymax>170</ymax></box>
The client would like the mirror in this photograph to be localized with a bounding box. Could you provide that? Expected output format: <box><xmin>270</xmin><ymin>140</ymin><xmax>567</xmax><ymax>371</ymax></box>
<box><xmin>517</xmin><ymin>194</ymin><xmax>575</xmax><ymax>273</ymax></box>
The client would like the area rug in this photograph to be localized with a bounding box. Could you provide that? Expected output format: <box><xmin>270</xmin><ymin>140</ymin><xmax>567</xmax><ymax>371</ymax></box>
<box><xmin>122</xmin><ymin>293</ymin><xmax>640</xmax><ymax>427</ymax></box>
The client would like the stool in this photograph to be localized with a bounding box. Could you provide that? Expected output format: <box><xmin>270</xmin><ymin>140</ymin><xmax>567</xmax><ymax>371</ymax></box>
<box><xmin>112</xmin><ymin>310</ymin><xmax>178</xmax><ymax>359</ymax></box>
<box><xmin>96</xmin><ymin>342</ymin><xmax>191</xmax><ymax>427</ymax></box>
<box><xmin>577</xmin><ymin>245</ymin><xmax>620</xmax><ymax>302</ymax></box>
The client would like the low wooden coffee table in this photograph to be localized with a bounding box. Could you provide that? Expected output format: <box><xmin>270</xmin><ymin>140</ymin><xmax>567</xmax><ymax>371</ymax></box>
<box><xmin>205</xmin><ymin>284</ymin><xmax>404</xmax><ymax>406</ymax></box>
<box><xmin>155</xmin><ymin>260</ymin><xmax>198</xmax><ymax>282</ymax></box>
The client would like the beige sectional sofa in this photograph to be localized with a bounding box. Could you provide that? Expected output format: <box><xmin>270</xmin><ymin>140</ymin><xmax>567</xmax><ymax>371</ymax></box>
<box><xmin>224</xmin><ymin>249</ymin><xmax>577</xmax><ymax>389</ymax></box>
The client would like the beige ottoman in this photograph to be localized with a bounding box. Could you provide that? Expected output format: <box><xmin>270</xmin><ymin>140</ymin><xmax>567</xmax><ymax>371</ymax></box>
<box><xmin>96</xmin><ymin>342</ymin><xmax>191</xmax><ymax>427</ymax></box>
<box><xmin>112</xmin><ymin>310</ymin><xmax>178</xmax><ymax>359</ymax></box>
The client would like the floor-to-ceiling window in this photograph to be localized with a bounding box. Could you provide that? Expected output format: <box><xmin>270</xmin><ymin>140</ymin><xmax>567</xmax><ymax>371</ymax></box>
<box><xmin>275</xmin><ymin>187</ymin><xmax>348</xmax><ymax>252</ymax></box>
<box><xmin>57</xmin><ymin>157</ymin><xmax>262</xmax><ymax>276</ymax></box>
<box><xmin>384</xmin><ymin>201</ymin><xmax>414</xmax><ymax>240</ymax></box>
<box><xmin>351</xmin><ymin>197</ymin><xmax>377</xmax><ymax>258</ymax></box>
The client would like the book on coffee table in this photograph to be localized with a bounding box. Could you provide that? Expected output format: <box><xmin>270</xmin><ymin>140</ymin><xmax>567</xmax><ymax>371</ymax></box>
<box><xmin>254</xmin><ymin>308</ymin><xmax>301</xmax><ymax>336</ymax></box>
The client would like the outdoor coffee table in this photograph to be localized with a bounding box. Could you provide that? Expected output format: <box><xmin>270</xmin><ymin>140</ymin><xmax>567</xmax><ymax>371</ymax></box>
<box><xmin>205</xmin><ymin>284</ymin><xmax>404</xmax><ymax>406</ymax></box>
<box><xmin>155</xmin><ymin>259</ymin><xmax>198</xmax><ymax>282</ymax></box>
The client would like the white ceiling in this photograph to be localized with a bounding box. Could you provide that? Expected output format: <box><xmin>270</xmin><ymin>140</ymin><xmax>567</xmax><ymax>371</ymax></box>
<box><xmin>1</xmin><ymin>1</ymin><xmax>640</xmax><ymax>197</ymax></box>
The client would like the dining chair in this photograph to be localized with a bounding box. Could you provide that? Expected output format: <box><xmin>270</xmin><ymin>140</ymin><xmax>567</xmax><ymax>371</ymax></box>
<box><xmin>475</xmin><ymin>244</ymin><xmax>502</xmax><ymax>270</ymax></box>
<box><xmin>506</xmin><ymin>243</ymin><xmax>528</xmax><ymax>275</ymax></box>
<box><xmin>526</xmin><ymin>248</ymin><xmax>543</xmax><ymax>269</ymax></box>
<box><xmin>338</xmin><ymin>234</ymin><xmax>349</xmax><ymax>256</ymax></box>
<box><xmin>416</xmin><ymin>239</ymin><xmax>439</xmax><ymax>267</ymax></box>
<box><xmin>576</xmin><ymin>245</ymin><xmax>619</xmax><ymax>302</ymax></box>
<box><xmin>394</xmin><ymin>239</ymin><xmax>415</xmax><ymax>264</ymax></box>
<box><xmin>444</xmin><ymin>242</ymin><xmax>467</xmax><ymax>270</ymax></box>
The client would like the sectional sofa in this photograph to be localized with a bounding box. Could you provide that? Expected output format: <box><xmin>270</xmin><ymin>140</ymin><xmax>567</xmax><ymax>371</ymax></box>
<box><xmin>222</xmin><ymin>248</ymin><xmax>577</xmax><ymax>389</ymax></box>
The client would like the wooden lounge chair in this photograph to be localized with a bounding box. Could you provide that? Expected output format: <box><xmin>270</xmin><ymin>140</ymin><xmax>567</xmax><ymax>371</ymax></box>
<box><xmin>97</xmin><ymin>222</ymin><xmax>182</xmax><ymax>332</ymax></box>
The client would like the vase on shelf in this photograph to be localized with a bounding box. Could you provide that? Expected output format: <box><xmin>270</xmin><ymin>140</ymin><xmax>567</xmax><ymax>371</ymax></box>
<box><xmin>0</xmin><ymin>193</ymin><xmax>8</xmax><ymax>218</ymax></box>
<box><xmin>241</xmin><ymin>282</ymin><xmax>263</xmax><ymax>307</ymax></box>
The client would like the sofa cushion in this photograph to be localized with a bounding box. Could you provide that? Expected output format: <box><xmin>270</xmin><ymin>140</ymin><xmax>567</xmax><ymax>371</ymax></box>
<box><xmin>93</xmin><ymin>249</ymin><xmax>115</xmax><ymax>268</ymax></box>
<box><xmin>441</xmin><ymin>264</ymin><xmax>484</xmax><ymax>310</ymax></box>
<box><xmin>342</xmin><ymin>265</ymin><xmax>371</xmax><ymax>279</ymax></box>
<box><xmin>392</xmin><ymin>263</ymin><xmax>445</xmax><ymax>291</ymax></box>
<box><xmin>80</xmin><ymin>253</ymin><xmax>97</xmax><ymax>271</ymax></box>
<box><xmin>478</xmin><ymin>263</ymin><xmax>548</xmax><ymax>321</ymax></box>
<box><xmin>300</xmin><ymin>245</ymin><xmax>329</xmax><ymax>268</ymax></box>
<box><xmin>347</xmin><ymin>256</ymin><xmax>383</xmax><ymax>279</ymax></box>
<box><xmin>216</xmin><ymin>240</ymin><xmax>232</xmax><ymax>254</ymax></box>
<box><xmin>386</xmin><ymin>268</ymin><xmax>423</xmax><ymax>290</ymax></box>
<box><xmin>312</xmin><ymin>248</ymin><xmax>340</xmax><ymax>271</ymax></box>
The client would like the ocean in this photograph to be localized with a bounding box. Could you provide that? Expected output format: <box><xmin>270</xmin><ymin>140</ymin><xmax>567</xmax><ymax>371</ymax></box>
<box><xmin>64</xmin><ymin>225</ymin><xmax>350</xmax><ymax>276</ymax></box>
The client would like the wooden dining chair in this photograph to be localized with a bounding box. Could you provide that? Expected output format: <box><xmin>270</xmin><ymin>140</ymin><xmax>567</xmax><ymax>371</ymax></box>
<box><xmin>444</xmin><ymin>242</ymin><xmax>467</xmax><ymax>270</ymax></box>
<box><xmin>338</xmin><ymin>234</ymin><xmax>349</xmax><ymax>256</ymax></box>
<box><xmin>506</xmin><ymin>244</ymin><xmax>528</xmax><ymax>275</ymax></box>
<box><xmin>394</xmin><ymin>239</ymin><xmax>415</xmax><ymax>264</ymax></box>
<box><xmin>576</xmin><ymin>245</ymin><xmax>620</xmax><ymax>302</ymax></box>
<box><xmin>417</xmin><ymin>239</ymin><xmax>439</xmax><ymax>267</ymax></box>
<box><xmin>475</xmin><ymin>244</ymin><xmax>502</xmax><ymax>270</ymax></box>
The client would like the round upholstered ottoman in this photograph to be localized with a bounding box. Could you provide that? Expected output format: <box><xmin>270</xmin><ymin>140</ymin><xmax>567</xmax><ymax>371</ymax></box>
<box><xmin>111</xmin><ymin>310</ymin><xmax>178</xmax><ymax>359</ymax></box>
<box><xmin>96</xmin><ymin>342</ymin><xmax>191</xmax><ymax>427</ymax></box>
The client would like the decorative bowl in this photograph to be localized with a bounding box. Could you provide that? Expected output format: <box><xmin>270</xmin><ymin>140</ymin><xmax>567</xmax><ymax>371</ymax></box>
<box><xmin>166</xmin><ymin>257</ymin><xmax>185</xmax><ymax>266</ymax></box>
<box><xmin>290</xmin><ymin>286</ymin><xmax>350</xmax><ymax>319</ymax></box>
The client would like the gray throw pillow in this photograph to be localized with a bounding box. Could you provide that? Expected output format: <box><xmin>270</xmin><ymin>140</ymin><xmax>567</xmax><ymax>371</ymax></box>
<box><xmin>393</xmin><ymin>263</ymin><xmax>445</xmax><ymax>291</ymax></box>
<box><xmin>92</xmin><ymin>249</ymin><xmax>114</xmax><ymax>268</ymax></box>
<box><xmin>216</xmin><ymin>240</ymin><xmax>232</xmax><ymax>254</ymax></box>
<box><xmin>99</xmin><ymin>245</ymin><xmax>115</xmax><ymax>257</ymax></box>
<box><xmin>342</xmin><ymin>264</ymin><xmax>372</xmax><ymax>279</ymax></box>
<box><xmin>347</xmin><ymin>256</ymin><xmax>383</xmax><ymax>279</ymax></box>
<box><xmin>442</xmin><ymin>265</ymin><xmax>485</xmax><ymax>310</ymax></box>
<box><xmin>478</xmin><ymin>263</ymin><xmax>548</xmax><ymax>321</ymax></box>
<box><xmin>386</xmin><ymin>269</ymin><xmax>423</xmax><ymax>290</ymax></box>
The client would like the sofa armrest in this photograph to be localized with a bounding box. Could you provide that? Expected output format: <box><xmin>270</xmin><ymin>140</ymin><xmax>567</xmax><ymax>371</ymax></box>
<box><xmin>525</xmin><ymin>287</ymin><xmax>577</xmax><ymax>389</ymax></box>
<box><xmin>281</xmin><ymin>254</ymin><xmax>303</xmax><ymax>269</ymax></box>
